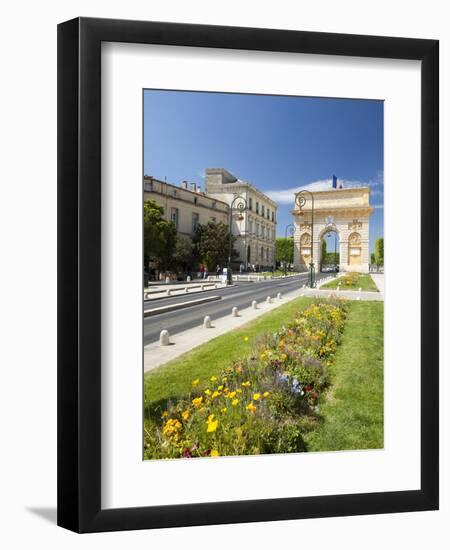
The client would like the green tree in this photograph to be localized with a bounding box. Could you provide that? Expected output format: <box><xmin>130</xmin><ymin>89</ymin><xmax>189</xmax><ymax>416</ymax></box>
<box><xmin>143</xmin><ymin>199</ymin><xmax>177</xmax><ymax>270</ymax></box>
<box><xmin>172</xmin><ymin>234</ymin><xmax>197</xmax><ymax>272</ymax></box>
<box><xmin>195</xmin><ymin>221</ymin><xmax>236</xmax><ymax>271</ymax></box>
<box><xmin>371</xmin><ymin>252</ymin><xmax>376</xmax><ymax>265</ymax></box>
<box><xmin>374</xmin><ymin>237</ymin><xmax>384</xmax><ymax>266</ymax></box>
<box><xmin>321</xmin><ymin>239</ymin><xmax>327</xmax><ymax>262</ymax></box>
<box><xmin>275</xmin><ymin>237</ymin><xmax>294</xmax><ymax>265</ymax></box>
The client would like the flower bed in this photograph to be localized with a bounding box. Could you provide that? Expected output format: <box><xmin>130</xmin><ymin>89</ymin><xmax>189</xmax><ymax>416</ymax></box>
<box><xmin>144</xmin><ymin>298</ymin><xmax>348</xmax><ymax>459</ymax></box>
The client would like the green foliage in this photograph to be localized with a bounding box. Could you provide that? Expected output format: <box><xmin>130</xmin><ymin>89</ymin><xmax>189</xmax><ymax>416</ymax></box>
<box><xmin>143</xmin><ymin>199</ymin><xmax>177</xmax><ymax>270</ymax></box>
<box><xmin>172</xmin><ymin>234</ymin><xmax>197</xmax><ymax>271</ymax></box>
<box><xmin>374</xmin><ymin>237</ymin><xmax>384</xmax><ymax>266</ymax></box>
<box><xmin>371</xmin><ymin>252</ymin><xmax>376</xmax><ymax>265</ymax></box>
<box><xmin>144</xmin><ymin>299</ymin><xmax>348</xmax><ymax>459</ymax></box>
<box><xmin>275</xmin><ymin>237</ymin><xmax>294</xmax><ymax>264</ymax></box>
<box><xmin>195</xmin><ymin>221</ymin><xmax>236</xmax><ymax>271</ymax></box>
<box><xmin>321</xmin><ymin>273</ymin><xmax>379</xmax><ymax>292</ymax></box>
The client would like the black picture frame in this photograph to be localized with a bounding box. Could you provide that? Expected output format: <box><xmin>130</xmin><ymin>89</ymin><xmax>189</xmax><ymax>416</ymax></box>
<box><xmin>57</xmin><ymin>17</ymin><xmax>439</xmax><ymax>533</ymax></box>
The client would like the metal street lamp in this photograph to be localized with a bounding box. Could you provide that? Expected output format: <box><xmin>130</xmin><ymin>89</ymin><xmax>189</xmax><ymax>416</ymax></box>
<box><xmin>227</xmin><ymin>195</ymin><xmax>248</xmax><ymax>285</ymax></box>
<box><xmin>284</xmin><ymin>223</ymin><xmax>295</xmax><ymax>277</ymax></box>
<box><xmin>295</xmin><ymin>190</ymin><xmax>315</xmax><ymax>288</ymax></box>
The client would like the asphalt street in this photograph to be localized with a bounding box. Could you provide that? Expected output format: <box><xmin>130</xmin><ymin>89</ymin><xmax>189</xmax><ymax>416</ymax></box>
<box><xmin>143</xmin><ymin>272</ymin><xmax>328</xmax><ymax>345</ymax></box>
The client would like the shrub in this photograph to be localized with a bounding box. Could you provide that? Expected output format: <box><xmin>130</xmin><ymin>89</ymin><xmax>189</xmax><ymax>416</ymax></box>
<box><xmin>144</xmin><ymin>298</ymin><xmax>348</xmax><ymax>460</ymax></box>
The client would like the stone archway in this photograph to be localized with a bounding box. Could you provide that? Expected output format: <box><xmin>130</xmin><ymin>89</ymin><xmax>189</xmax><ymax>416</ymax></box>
<box><xmin>292</xmin><ymin>187</ymin><xmax>373</xmax><ymax>273</ymax></box>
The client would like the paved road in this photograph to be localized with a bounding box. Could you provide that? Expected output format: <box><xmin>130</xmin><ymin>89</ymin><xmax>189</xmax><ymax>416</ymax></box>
<box><xmin>143</xmin><ymin>272</ymin><xmax>328</xmax><ymax>345</ymax></box>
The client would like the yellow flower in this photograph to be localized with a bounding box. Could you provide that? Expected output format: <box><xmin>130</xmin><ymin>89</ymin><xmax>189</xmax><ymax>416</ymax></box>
<box><xmin>161</xmin><ymin>411</ymin><xmax>169</xmax><ymax>418</ymax></box>
<box><xmin>242</xmin><ymin>381</ymin><xmax>251</xmax><ymax>387</ymax></box>
<box><xmin>232</xmin><ymin>399</ymin><xmax>239</xmax><ymax>407</ymax></box>
<box><xmin>182</xmin><ymin>409</ymin><xmax>190</xmax><ymax>421</ymax></box>
<box><xmin>211</xmin><ymin>390</ymin><xmax>221</xmax><ymax>399</ymax></box>
<box><xmin>192</xmin><ymin>396</ymin><xmax>203</xmax><ymax>408</ymax></box>
<box><xmin>280</xmin><ymin>353</ymin><xmax>287</xmax><ymax>361</ymax></box>
<box><xmin>253</xmin><ymin>393</ymin><xmax>261</xmax><ymax>401</ymax></box>
<box><xmin>210</xmin><ymin>449</ymin><xmax>220</xmax><ymax>457</ymax></box>
<box><xmin>263</xmin><ymin>391</ymin><xmax>270</xmax><ymax>398</ymax></box>
<box><xmin>207</xmin><ymin>419</ymin><xmax>219</xmax><ymax>433</ymax></box>
<box><xmin>237</xmin><ymin>388</ymin><xmax>242</xmax><ymax>394</ymax></box>
<box><xmin>244</xmin><ymin>336</ymin><xmax>249</xmax><ymax>342</ymax></box>
<box><xmin>221</xmin><ymin>407</ymin><xmax>227</xmax><ymax>413</ymax></box>
<box><xmin>204</xmin><ymin>389</ymin><xmax>211</xmax><ymax>396</ymax></box>
<box><xmin>246</xmin><ymin>403</ymin><xmax>257</xmax><ymax>413</ymax></box>
<box><xmin>217</xmin><ymin>385</ymin><xmax>224</xmax><ymax>391</ymax></box>
<box><xmin>192</xmin><ymin>378</ymin><xmax>200</xmax><ymax>387</ymax></box>
<box><xmin>222</xmin><ymin>377</ymin><xmax>228</xmax><ymax>382</ymax></box>
<box><xmin>228</xmin><ymin>391</ymin><xmax>237</xmax><ymax>399</ymax></box>
<box><xmin>208</xmin><ymin>414</ymin><xmax>215</xmax><ymax>422</ymax></box>
<box><xmin>210</xmin><ymin>376</ymin><xmax>217</xmax><ymax>382</ymax></box>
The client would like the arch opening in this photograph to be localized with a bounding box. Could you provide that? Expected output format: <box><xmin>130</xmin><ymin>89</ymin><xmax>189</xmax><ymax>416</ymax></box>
<box><xmin>320</xmin><ymin>229</ymin><xmax>340</xmax><ymax>273</ymax></box>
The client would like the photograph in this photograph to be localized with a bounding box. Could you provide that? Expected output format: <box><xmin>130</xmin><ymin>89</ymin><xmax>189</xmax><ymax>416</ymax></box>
<box><xmin>142</xmin><ymin>90</ymin><xmax>384</xmax><ymax>460</ymax></box>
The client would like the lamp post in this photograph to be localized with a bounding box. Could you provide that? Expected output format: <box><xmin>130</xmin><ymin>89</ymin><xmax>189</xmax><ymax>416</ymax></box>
<box><xmin>284</xmin><ymin>223</ymin><xmax>295</xmax><ymax>277</ymax></box>
<box><xmin>227</xmin><ymin>195</ymin><xmax>247</xmax><ymax>285</ymax></box>
<box><xmin>295</xmin><ymin>190</ymin><xmax>315</xmax><ymax>288</ymax></box>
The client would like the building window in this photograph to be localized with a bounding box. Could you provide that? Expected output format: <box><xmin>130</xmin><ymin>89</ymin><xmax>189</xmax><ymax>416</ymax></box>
<box><xmin>248</xmin><ymin>219</ymin><xmax>253</xmax><ymax>234</ymax></box>
<box><xmin>212</xmin><ymin>200</ymin><xmax>216</xmax><ymax>209</ymax></box>
<box><xmin>249</xmin><ymin>197</ymin><xmax>253</xmax><ymax>210</ymax></box>
<box><xmin>192</xmin><ymin>212</ymin><xmax>200</xmax><ymax>233</ymax></box>
<box><xmin>144</xmin><ymin>180</ymin><xmax>153</xmax><ymax>192</ymax></box>
<box><xmin>266</xmin><ymin>248</ymin><xmax>269</xmax><ymax>260</ymax></box>
<box><xmin>173</xmin><ymin>190</ymin><xmax>177</xmax><ymax>197</ymax></box>
<box><xmin>272</xmin><ymin>211</ymin><xmax>274</xmax><ymax>222</ymax></box>
<box><xmin>256</xmin><ymin>201</ymin><xmax>259</xmax><ymax>214</ymax></box>
<box><xmin>210</xmin><ymin>216</ymin><xmax>216</xmax><ymax>223</ymax></box>
<box><xmin>266</xmin><ymin>208</ymin><xmax>269</xmax><ymax>219</ymax></box>
<box><xmin>171</xmin><ymin>207</ymin><xmax>179</xmax><ymax>229</ymax></box>
<box><xmin>194</xmin><ymin>197</ymin><xmax>198</xmax><ymax>205</ymax></box>
<box><xmin>261</xmin><ymin>204</ymin><xmax>265</xmax><ymax>217</ymax></box>
<box><xmin>256</xmin><ymin>223</ymin><xmax>260</xmax><ymax>237</ymax></box>
<box><xmin>262</xmin><ymin>226</ymin><xmax>265</xmax><ymax>239</ymax></box>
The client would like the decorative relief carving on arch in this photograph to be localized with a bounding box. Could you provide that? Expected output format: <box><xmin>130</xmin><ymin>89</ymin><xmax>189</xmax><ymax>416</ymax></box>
<box><xmin>348</xmin><ymin>232</ymin><xmax>362</xmax><ymax>245</ymax></box>
<box><xmin>300</xmin><ymin>232</ymin><xmax>311</xmax><ymax>245</ymax></box>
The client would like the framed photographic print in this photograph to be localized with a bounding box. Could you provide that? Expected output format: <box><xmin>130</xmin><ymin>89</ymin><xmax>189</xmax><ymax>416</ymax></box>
<box><xmin>57</xmin><ymin>17</ymin><xmax>439</xmax><ymax>532</ymax></box>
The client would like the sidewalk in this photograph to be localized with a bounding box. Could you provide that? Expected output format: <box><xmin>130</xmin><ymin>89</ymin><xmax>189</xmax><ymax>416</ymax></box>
<box><xmin>370</xmin><ymin>273</ymin><xmax>385</xmax><ymax>296</ymax></box>
<box><xmin>144</xmin><ymin>281</ymin><xmax>226</xmax><ymax>300</ymax></box>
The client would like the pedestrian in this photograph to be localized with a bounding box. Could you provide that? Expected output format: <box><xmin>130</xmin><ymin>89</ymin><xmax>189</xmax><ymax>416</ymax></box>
<box><xmin>204</xmin><ymin>266</ymin><xmax>209</xmax><ymax>279</ymax></box>
<box><xmin>239</xmin><ymin>263</ymin><xmax>244</xmax><ymax>274</ymax></box>
<box><xmin>216</xmin><ymin>264</ymin><xmax>221</xmax><ymax>277</ymax></box>
<box><xmin>199</xmin><ymin>263</ymin><xmax>205</xmax><ymax>279</ymax></box>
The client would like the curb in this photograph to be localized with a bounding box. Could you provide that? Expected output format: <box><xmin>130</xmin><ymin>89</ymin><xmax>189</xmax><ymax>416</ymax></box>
<box><xmin>144</xmin><ymin>295</ymin><xmax>222</xmax><ymax>317</ymax></box>
<box><xmin>144</xmin><ymin>284</ymin><xmax>224</xmax><ymax>302</ymax></box>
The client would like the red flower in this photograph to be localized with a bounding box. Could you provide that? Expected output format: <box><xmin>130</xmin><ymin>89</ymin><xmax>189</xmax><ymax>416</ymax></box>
<box><xmin>304</xmin><ymin>384</ymin><xmax>313</xmax><ymax>392</ymax></box>
<box><xmin>182</xmin><ymin>447</ymin><xmax>192</xmax><ymax>458</ymax></box>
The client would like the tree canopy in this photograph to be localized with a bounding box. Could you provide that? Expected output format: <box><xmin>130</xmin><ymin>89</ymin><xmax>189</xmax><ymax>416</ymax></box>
<box><xmin>275</xmin><ymin>237</ymin><xmax>294</xmax><ymax>264</ymax></box>
<box><xmin>374</xmin><ymin>237</ymin><xmax>384</xmax><ymax>266</ymax></box>
<box><xmin>195</xmin><ymin>221</ymin><xmax>236</xmax><ymax>271</ymax></box>
<box><xmin>143</xmin><ymin>199</ymin><xmax>177</xmax><ymax>270</ymax></box>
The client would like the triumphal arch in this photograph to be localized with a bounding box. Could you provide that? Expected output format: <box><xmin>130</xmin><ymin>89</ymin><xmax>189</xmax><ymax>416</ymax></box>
<box><xmin>292</xmin><ymin>187</ymin><xmax>373</xmax><ymax>273</ymax></box>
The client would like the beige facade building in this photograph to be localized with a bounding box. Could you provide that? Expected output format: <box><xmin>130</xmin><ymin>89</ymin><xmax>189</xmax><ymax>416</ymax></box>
<box><xmin>143</xmin><ymin>176</ymin><xmax>229</xmax><ymax>236</ymax></box>
<box><xmin>292</xmin><ymin>187</ymin><xmax>373</xmax><ymax>273</ymax></box>
<box><xmin>205</xmin><ymin>168</ymin><xmax>277</xmax><ymax>269</ymax></box>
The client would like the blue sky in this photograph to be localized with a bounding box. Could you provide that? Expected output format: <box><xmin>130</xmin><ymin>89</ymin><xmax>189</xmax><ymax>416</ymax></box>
<box><xmin>144</xmin><ymin>90</ymin><xmax>384</xmax><ymax>253</ymax></box>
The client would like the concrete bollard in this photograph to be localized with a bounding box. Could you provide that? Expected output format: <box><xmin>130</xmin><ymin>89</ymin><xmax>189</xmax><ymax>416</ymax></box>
<box><xmin>302</xmin><ymin>284</ymin><xmax>306</xmax><ymax>289</ymax></box>
<box><xmin>201</xmin><ymin>284</ymin><xmax>205</xmax><ymax>291</ymax></box>
<box><xmin>215</xmin><ymin>284</ymin><xmax>218</xmax><ymax>289</ymax></box>
<box><xmin>185</xmin><ymin>287</ymin><xmax>189</xmax><ymax>293</ymax></box>
<box><xmin>357</xmin><ymin>296</ymin><xmax>361</xmax><ymax>300</ymax></box>
<box><xmin>358</xmin><ymin>287</ymin><xmax>362</xmax><ymax>292</ymax></box>
<box><xmin>337</xmin><ymin>286</ymin><xmax>340</xmax><ymax>292</ymax></box>
<box><xmin>232</xmin><ymin>306</ymin><xmax>239</xmax><ymax>317</ymax></box>
<box><xmin>165</xmin><ymin>276</ymin><xmax>170</xmax><ymax>284</ymax></box>
<box><xmin>144</xmin><ymin>293</ymin><xmax>149</xmax><ymax>299</ymax></box>
<box><xmin>251</xmin><ymin>300</ymin><xmax>258</xmax><ymax>309</ymax></box>
<box><xmin>187</xmin><ymin>275</ymin><xmax>191</xmax><ymax>282</ymax></box>
<box><xmin>159</xmin><ymin>330</ymin><xmax>170</xmax><ymax>346</ymax></box>
<box><xmin>203</xmin><ymin>315</ymin><xmax>212</xmax><ymax>328</ymax></box>
<box><xmin>166</xmin><ymin>289</ymin><xmax>171</xmax><ymax>296</ymax></box>
<box><xmin>266</xmin><ymin>296</ymin><xmax>272</xmax><ymax>304</ymax></box>
<box><xmin>277</xmin><ymin>292</ymin><xmax>282</xmax><ymax>300</ymax></box>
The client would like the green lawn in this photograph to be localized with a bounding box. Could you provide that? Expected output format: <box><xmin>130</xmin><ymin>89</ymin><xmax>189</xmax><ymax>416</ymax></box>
<box><xmin>305</xmin><ymin>300</ymin><xmax>384</xmax><ymax>451</ymax></box>
<box><xmin>144</xmin><ymin>298</ymin><xmax>384</xmax><ymax>453</ymax></box>
<box><xmin>144</xmin><ymin>296</ymin><xmax>314</xmax><ymax>414</ymax></box>
<box><xmin>321</xmin><ymin>273</ymin><xmax>379</xmax><ymax>292</ymax></box>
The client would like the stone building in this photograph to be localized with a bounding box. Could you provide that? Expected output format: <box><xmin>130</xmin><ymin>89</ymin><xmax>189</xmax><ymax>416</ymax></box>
<box><xmin>143</xmin><ymin>176</ymin><xmax>229</xmax><ymax>236</ymax></box>
<box><xmin>292</xmin><ymin>187</ymin><xmax>373</xmax><ymax>273</ymax></box>
<box><xmin>204</xmin><ymin>168</ymin><xmax>277</xmax><ymax>269</ymax></box>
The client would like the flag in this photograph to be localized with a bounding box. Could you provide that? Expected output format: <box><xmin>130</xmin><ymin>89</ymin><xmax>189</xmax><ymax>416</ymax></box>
<box><xmin>332</xmin><ymin>175</ymin><xmax>337</xmax><ymax>189</ymax></box>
